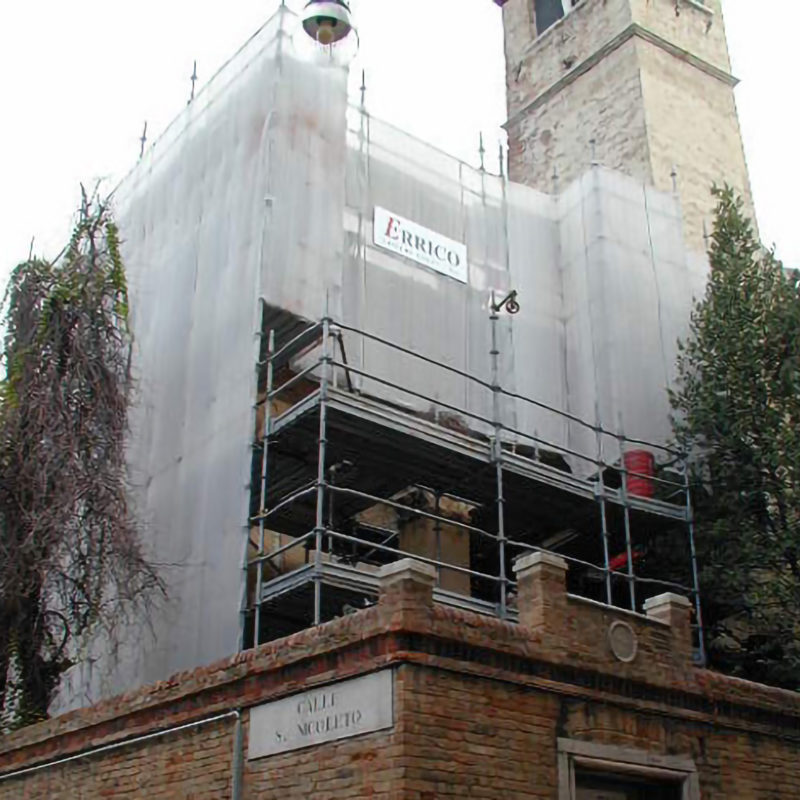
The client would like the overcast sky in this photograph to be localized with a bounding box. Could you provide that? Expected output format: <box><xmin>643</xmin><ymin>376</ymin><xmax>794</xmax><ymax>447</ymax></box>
<box><xmin>0</xmin><ymin>0</ymin><xmax>797</xmax><ymax>288</ymax></box>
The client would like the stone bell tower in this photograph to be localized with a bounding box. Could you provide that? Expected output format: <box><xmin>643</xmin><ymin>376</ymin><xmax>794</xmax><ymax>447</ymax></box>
<box><xmin>498</xmin><ymin>0</ymin><xmax>755</xmax><ymax>251</ymax></box>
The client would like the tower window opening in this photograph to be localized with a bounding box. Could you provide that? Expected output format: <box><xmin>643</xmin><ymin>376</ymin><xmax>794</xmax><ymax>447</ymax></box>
<box><xmin>533</xmin><ymin>0</ymin><xmax>578</xmax><ymax>36</ymax></box>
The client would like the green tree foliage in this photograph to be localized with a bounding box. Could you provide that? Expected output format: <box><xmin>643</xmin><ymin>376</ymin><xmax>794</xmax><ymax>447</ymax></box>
<box><xmin>671</xmin><ymin>186</ymin><xmax>800</xmax><ymax>688</ymax></box>
<box><xmin>0</xmin><ymin>191</ymin><xmax>162</xmax><ymax>730</ymax></box>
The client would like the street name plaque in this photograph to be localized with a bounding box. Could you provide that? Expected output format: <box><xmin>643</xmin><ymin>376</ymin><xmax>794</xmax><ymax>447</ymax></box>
<box><xmin>248</xmin><ymin>670</ymin><xmax>394</xmax><ymax>759</ymax></box>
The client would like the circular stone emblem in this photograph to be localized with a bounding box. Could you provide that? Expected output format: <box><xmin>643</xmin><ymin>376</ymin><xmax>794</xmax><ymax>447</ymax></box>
<box><xmin>608</xmin><ymin>621</ymin><xmax>638</xmax><ymax>663</ymax></box>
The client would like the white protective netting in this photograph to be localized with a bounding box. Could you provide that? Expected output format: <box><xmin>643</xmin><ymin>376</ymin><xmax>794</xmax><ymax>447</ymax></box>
<box><xmin>56</xmin><ymin>5</ymin><xmax>708</xmax><ymax>706</ymax></box>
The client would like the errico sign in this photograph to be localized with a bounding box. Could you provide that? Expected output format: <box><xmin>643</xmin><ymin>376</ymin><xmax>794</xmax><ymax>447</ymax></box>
<box><xmin>373</xmin><ymin>207</ymin><xmax>468</xmax><ymax>283</ymax></box>
<box><xmin>248</xmin><ymin>670</ymin><xmax>394</xmax><ymax>759</ymax></box>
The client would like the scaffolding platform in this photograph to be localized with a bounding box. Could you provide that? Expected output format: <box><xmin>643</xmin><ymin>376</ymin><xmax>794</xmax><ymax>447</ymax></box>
<box><xmin>244</xmin><ymin>312</ymin><xmax>703</xmax><ymax>656</ymax></box>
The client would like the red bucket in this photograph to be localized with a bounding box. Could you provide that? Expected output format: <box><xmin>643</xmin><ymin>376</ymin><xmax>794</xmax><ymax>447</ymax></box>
<box><xmin>624</xmin><ymin>450</ymin><xmax>655</xmax><ymax>498</ymax></box>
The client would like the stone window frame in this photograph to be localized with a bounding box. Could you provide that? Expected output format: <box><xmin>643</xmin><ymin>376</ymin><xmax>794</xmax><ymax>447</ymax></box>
<box><xmin>557</xmin><ymin>739</ymin><xmax>701</xmax><ymax>800</ymax></box>
<box><xmin>678</xmin><ymin>0</ymin><xmax>714</xmax><ymax>16</ymax></box>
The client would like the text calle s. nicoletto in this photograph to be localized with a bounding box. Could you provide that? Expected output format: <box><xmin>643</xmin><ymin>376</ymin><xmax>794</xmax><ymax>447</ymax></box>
<box><xmin>248</xmin><ymin>670</ymin><xmax>394</xmax><ymax>759</ymax></box>
<box><xmin>289</xmin><ymin>689</ymin><xmax>363</xmax><ymax>740</ymax></box>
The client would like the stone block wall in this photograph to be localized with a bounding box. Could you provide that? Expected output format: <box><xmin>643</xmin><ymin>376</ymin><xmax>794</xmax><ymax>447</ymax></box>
<box><xmin>501</xmin><ymin>0</ymin><xmax>756</xmax><ymax>252</ymax></box>
<box><xmin>502</xmin><ymin>0</ymin><xmax>633</xmax><ymax>111</ymax></box>
<box><xmin>637</xmin><ymin>36</ymin><xmax>756</xmax><ymax>243</ymax></box>
<box><xmin>630</xmin><ymin>0</ymin><xmax>731</xmax><ymax>72</ymax></box>
<box><xmin>506</xmin><ymin>38</ymin><xmax>651</xmax><ymax>191</ymax></box>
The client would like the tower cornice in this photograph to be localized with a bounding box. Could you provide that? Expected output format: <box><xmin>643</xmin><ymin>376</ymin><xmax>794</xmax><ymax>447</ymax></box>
<box><xmin>504</xmin><ymin>22</ymin><xmax>738</xmax><ymax>131</ymax></box>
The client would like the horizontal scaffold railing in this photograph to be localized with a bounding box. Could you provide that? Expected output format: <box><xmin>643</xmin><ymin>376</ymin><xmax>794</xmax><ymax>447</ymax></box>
<box><xmin>244</xmin><ymin>310</ymin><xmax>705</xmax><ymax>665</ymax></box>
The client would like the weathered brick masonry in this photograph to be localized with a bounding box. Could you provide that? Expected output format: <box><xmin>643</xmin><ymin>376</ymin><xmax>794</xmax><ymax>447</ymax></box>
<box><xmin>1</xmin><ymin>557</ymin><xmax>799</xmax><ymax>798</ymax></box>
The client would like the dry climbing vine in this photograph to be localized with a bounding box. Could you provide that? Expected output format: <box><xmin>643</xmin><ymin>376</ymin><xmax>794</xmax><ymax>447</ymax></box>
<box><xmin>0</xmin><ymin>189</ymin><xmax>162</xmax><ymax>729</ymax></box>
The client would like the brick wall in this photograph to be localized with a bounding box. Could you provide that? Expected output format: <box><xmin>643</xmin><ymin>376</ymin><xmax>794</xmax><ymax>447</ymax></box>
<box><xmin>2</xmin><ymin>558</ymin><xmax>799</xmax><ymax>798</ymax></box>
<box><xmin>3</xmin><ymin>716</ymin><xmax>236</xmax><ymax>799</ymax></box>
<box><xmin>502</xmin><ymin>0</ymin><xmax>756</xmax><ymax>251</ymax></box>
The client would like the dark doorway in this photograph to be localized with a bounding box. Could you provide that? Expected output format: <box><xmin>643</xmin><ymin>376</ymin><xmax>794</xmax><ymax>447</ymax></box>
<box><xmin>575</xmin><ymin>770</ymin><xmax>682</xmax><ymax>800</ymax></box>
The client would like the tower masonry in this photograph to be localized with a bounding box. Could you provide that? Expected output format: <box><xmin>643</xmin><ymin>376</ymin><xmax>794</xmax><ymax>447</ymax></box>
<box><xmin>500</xmin><ymin>0</ymin><xmax>756</xmax><ymax>251</ymax></box>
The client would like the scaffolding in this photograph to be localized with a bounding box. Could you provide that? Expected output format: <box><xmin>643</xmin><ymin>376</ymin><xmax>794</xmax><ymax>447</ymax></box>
<box><xmin>243</xmin><ymin>304</ymin><xmax>705</xmax><ymax>661</ymax></box>
<box><xmin>49</xmin><ymin>5</ymin><xmax>710</xmax><ymax>709</ymax></box>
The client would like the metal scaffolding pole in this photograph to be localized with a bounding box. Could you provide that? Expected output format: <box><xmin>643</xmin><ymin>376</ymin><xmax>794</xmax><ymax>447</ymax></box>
<box><xmin>599</xmin><ymin>500</ymin><xmax>613</xmax><ymax>605</ymax></box>
<box><xmin>489</xmin><ymin>301</ymin><xmax>507</xmax><ymax>619</ymax></box>
<box><xmin>683</xmin><ymin>459</ymin><xmax>706</xmax><ymax>665</ymax></box>
<box><xmin>434</xmin><ymin>491</ymin><xmax>442</xmax><ymax>588</ymax></box>
<box><xmin>247</xmin><ymin>314</ymin><xmax>700</xmax><ymax>640</ymax></box>
<box><xmin>594</xmin><ymin>412</ymin><xmax>613</xmax><ymax>606</ymax></box>
<box><xmin>254</xmin><ymin>328</ymin><xmax>276</xmax><ymax>647</ymax></box>
<box><xmin>314</xmin><ymin>314</ymin><xmax>332</xmax><ymax>626</ymax></box>
<box><xmin>617</xmin><ymin>427</ymin><xmax>638</xmax><ymax>611</ymax></box>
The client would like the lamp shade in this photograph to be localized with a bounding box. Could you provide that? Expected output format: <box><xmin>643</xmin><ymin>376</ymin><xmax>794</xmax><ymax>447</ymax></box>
<box><xmin>301</xmin><ymin>0</ymin><xmax>354</xmax><ymax>46</ymax></box>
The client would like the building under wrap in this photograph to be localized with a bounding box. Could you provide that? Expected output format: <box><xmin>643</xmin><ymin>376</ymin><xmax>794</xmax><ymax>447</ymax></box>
<box><xmin>56</xmin><ymin>6</ymin><xmax>711</xmax><ymax>707</ymax></box>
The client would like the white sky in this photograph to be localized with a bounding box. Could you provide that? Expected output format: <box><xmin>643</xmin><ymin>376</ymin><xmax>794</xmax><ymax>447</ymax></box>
<box><xmin>0</xmin><ymin>0</ymin><xmax>797</xmax><ymax>288</ymax></box>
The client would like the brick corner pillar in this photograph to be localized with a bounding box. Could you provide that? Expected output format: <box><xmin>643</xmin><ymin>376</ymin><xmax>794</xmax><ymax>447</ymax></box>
<box><xmin>378</xmin><ymin>558</ymin><xmax>436</xmax><ymax>630</ymax></box>
<box><xmin>513</xmin><ymin>551</ymin><xmax>568</xmax><ymax>633</ymax></box>
<box><xmin>643</xmin><ymin>593</ymin><xmax>693</xmax><ymax>661</ymax></box>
